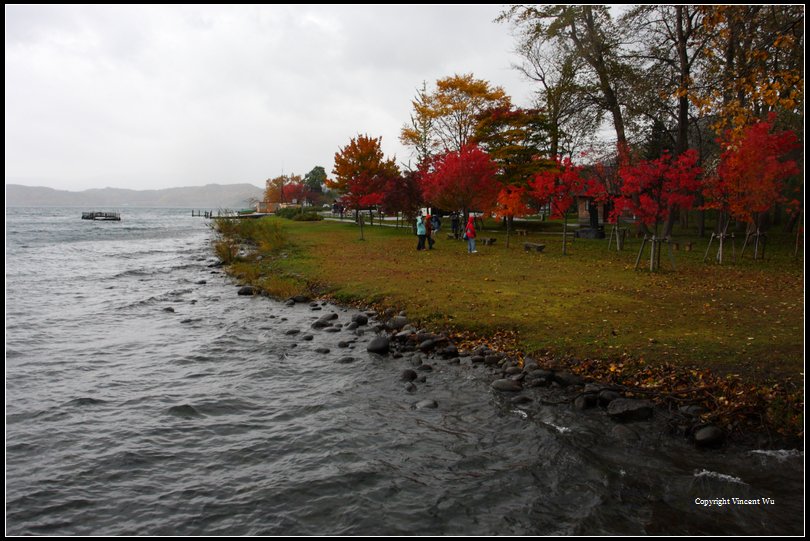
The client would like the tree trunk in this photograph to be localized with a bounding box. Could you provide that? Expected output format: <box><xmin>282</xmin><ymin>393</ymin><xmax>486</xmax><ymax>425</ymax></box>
<box><xmin>562</xmin><ymin>213</ymin><xmax>568</xmax><ymax>255</ymax></box>
<box><xmin>784</xmin><ymin>210</ymin><xmax>800</xmax><ymax>233</ymax></box>
<box><xmin>674</xmin><ymin>6</ymin><xmax>690</xmax><ymax>156</ymax></box>
<box><xmin>506</xmin><ymin>218</ymin><xmax>511</xmax><ymax>248</ymax></box>
<box><xmin>663</xmin><ymin>206</ymin><xmax>678</xmax><ymax>238</ymax></box>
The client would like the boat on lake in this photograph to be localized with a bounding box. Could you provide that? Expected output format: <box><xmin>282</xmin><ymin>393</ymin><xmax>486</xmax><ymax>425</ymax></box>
<box><xmin>81</xmin><ymin>211</ymin><xmax>121</xmax><ymax>221</ymax></box>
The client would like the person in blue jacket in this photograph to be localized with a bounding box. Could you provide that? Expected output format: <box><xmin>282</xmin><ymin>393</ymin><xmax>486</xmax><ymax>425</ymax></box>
<box><xmin>416</xmin><ymin>214</ymin><xmax>427</xmax><ymax>251</ymax></box>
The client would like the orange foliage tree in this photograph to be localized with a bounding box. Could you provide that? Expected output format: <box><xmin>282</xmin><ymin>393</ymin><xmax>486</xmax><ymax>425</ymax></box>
<box><xmin>329</xmin><ymin>134</ymin><xmax>400</xmax><ymax>218</ymax></box>
<box><xmin>493</xmin><ymin>186</ymin><xmax>532</xmax><ymax>248</ymax></box>
<box><xmin>265</xmin><ymin>174</ymin><xmax>306</xmax><ymax>205</ymax></box>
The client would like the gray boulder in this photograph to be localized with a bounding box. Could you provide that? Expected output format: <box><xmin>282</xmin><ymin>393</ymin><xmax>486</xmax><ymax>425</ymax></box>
<box><xmin>351</xmin><ymin>313</ymin><xmax>369</xmax><ymax>326</ymax></box>
<box><xmin>693</xmin><ymin>425</ymin><xmax>725</xmax><ymax>447</ymax></box>
<box><xmin>553</xmin><ymin>371</ymin><xmax>585</xmax><ymax>387</ymax></box>
<box><xmin>607</xmin><ymin>399</ymin><xmax>654</xmax><ymax>422</ymax></box>
<box><xmin>387</xmin><ymin>316</ymin><xmax>409</xmax><ymax>330</ymax></box>
<box><xmin>367</xmin><ymin>336</ymin><xmax>390</xmax><ymax>355</ymax></box>
<box><xmin>491</xmin><ymin>379</ymin><xmax>522</xmax><ymax>392</ymax></box>
<box><xmin>598</xmin><ymin>390</ymin><xmax>622</xmax><ymax>407</ymax></box>
<box><xmin>237</xmin><ymin>286</ymin><xmax>256</xmax><ymax>296</ymax></box>
<box><xmin>574</xmin><ymin>394</ymin><xmax>598</xmax><ymax>410</ymax></box>
<box><xmin>418</xmin><ymin>339</ymin><xmax>437</xmax><ymax>352</ymax></box>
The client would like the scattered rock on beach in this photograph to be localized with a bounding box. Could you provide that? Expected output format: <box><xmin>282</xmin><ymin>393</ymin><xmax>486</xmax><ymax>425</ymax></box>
<box><xmin>574</xmin><ymin>394</ymin><xmax>598</xmax><ymax>410</ymax></box>
<box><xmin>491</xmin><ymin>379</ymin><xmax>522</xmax><ymax>392</ymax></box>
<box><xmin>607</xmin><ymin>399</ymin><xmax>654</xmax><ymax>422</ymax></box>
<box><xmin>553</xmin><ymin>371</ymin><xmax>585</xmax><ymax>387</ymax></box>
<box><xmin>693</xmin><ymin>425</ymin><xmax>725</xmax><ymax>447</ymax></box>
<box><xmin>413</xmin><ymin>399</ymin><xmax>438</xmax><ymax>410</ymax></box>
<box><xmin>237</xmin><ymin>286</ymin><xmax>257</xmax><ymax>296</ymax></box>
<box><xmin>418</xmin><ymin>339</ymin><xmax>437</xmax><ymax>352</ymax></box>
<box><xmin>598</xmin><ymin>390</ymin><xmax>622</xmax><ymax>407</ymax></box>
<box><xmin>387</xmin><ymin>316</ymin><xmax>409</xmax><ymax>330</ymax></box>
<box><xmin>351</xmin><ymin>314</ymin><xmax>369</xmax><ymax>326</ymax></box>
<box><xmin>367</xmin><ymin>336</ymin><xmax>390</xmax><ymax>355</ymax></box>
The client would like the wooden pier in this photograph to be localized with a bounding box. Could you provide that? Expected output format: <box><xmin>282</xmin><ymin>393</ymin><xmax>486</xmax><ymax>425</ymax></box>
<box><xmin>192</xmin><ymin>209</ymin><xmax>272</xmax><ymax>219</ymax></box>
<box><xmin>82</xmin><ymin>211</ymin><xmax>121</xmax><ymax>221</ymax></box>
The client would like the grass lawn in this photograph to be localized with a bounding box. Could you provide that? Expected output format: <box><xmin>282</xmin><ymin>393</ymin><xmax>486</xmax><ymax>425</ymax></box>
<box><xmin>234</xmin><ymin>217</ymin><xmax>804</xmax><ymax>383</ymax></box>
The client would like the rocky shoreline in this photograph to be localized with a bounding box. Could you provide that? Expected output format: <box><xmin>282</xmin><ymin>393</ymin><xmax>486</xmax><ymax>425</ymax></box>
<box><xmin>235</xmin><ymin>286</ymin><xmax>748</xmax><ymax>451</ymax></box>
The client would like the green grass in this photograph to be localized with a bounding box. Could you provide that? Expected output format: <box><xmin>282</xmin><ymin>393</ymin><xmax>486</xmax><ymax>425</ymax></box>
<box><xmin>226</xmin><ymin>216</ymin><xmax>804</xmax><ymax>383</ymax></box>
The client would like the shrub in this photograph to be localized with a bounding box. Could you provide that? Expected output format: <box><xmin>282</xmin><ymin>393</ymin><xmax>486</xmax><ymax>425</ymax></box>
<box><xmin>275</xmin><ymin>207</ymin><xmax>323</xmax><ymax>221</ymax></box>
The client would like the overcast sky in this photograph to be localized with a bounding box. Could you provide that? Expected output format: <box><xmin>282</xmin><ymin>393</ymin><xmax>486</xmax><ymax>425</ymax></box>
<box><xmin>5</xmin><ymin>5</ymin><xmax>539</xmax><ymax>191</ymax></box>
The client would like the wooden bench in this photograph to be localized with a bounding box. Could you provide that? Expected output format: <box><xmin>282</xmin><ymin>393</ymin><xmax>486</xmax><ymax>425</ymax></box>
<box><xmin>482</xmin><ymin>237</ymin><xmax>497</xmax><ymax>246</ymax></box>
<box><xmin>672</xmin><ymin>241</ymin><xmax>693</xmax><ymax>251</ymax></box>
<box><xmin>524</xmin><ymin>242</ymin><xmax>546</xmax><ymax>252</ymax></box>
<box><xmin>515</xmin><ymin>229</ymin><xmax>528</xmax><ymax>237</ymax></box>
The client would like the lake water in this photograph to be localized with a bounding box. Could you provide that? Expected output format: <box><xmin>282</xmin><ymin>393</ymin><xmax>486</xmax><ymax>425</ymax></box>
<box><xmin>5</xmin><ymin>207</ymin><xmax>804</xmax><ymax>535</ymax></box>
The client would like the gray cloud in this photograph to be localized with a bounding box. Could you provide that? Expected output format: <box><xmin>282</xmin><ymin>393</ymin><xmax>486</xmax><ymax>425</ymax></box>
<box><xmin>5</xmin><ymin>5</ymin><xmax>535</xmax><ymax>190</ymax></box>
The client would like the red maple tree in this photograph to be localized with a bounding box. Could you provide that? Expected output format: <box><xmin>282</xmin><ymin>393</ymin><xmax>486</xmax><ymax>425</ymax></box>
<box><xmin>704</xmin><ymin>115</ymin><xmax>800</xmax><ymax>227</ymax></box>
<box><xmin>613</xmin><ymin>149</ymin><xmax>702</xmax><ymax>234</ymax></box>
<box><xmin>381</xmin><ymin>170</ymin><xmax>423</xmax><ymax>224</ymax></box>
<box><xmin>420</xmin><ymin>144</ymin><xmax>499</xmax><ymax>215</ymax></box>
<box><xmin>529</xmin><ymin>156</ymin><xmax>584</xmax><ymax>217</ymax></box>
<box><xmin>281</xmin><ymin>182</ymin><xmax>311</xmax><ymax>205</ymax></box>
<box><xmin>528</xmin><ymin>156</ymin><xmax>585</xmax><ymax>254</ymax></box>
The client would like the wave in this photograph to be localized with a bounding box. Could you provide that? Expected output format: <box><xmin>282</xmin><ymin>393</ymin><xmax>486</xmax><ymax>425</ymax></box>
<box><xmin>748</xmin><ymin>449</ymin><xmax>803</xmax><ymax>461</ymax></box>
<box><xmin>693</xmin><ymin>469</ymin><xmax>745</xmax><ymax>485</ymax></box>
<box><xmin>166</xmin><ymin>404</ymin><xmax>204</xmax><ymax>418</ymax></box>
<box><xmin>64</xmin><ymin>397</ymin><xmax>107</xmax><ymax>407</ymax></box>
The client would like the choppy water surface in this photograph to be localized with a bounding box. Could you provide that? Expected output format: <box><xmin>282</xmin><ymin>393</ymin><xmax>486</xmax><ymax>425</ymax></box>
<box><xmin>5</xmin><ymin>207</ymin><xmax>804</xmax><ymax>535</ymax></box>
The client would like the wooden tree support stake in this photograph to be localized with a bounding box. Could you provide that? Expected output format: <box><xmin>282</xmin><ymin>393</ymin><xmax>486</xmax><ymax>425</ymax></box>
<box><xmin>635</xmin><ymin>235</ymin><xmax>675</xmax><ymax>271</ymax></box>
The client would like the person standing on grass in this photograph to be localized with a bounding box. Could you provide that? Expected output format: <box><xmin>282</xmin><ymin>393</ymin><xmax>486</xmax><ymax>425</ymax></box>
<box><xmin>431</xmin><ymin>214</ymin><xmax>441</xmax><ymax>244</ymax></box>
<box><xmin>465</xmin><ymin>215</ymin><xmax>477</xmax><ymax>253</ymax></box>
<box><xmin>416</xmin><ymin>214</ymin><xmax>427</xmax><ymax>251</ymax></box>
<box><xmin>425</xmin><ymin>212</ymin><xmax>434</xmax><ymax>250</ymax></box>
<box><xmin>451</xmin><ymin>212</ymin><xmax>460</xmax><ymax>239</ymax></box>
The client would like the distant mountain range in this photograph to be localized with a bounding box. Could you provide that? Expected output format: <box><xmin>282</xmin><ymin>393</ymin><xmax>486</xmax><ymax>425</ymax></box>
<box><xmin>5</xmin><ymin>183</ymin><xmax>265</xmax><ymax>209</ymax></box>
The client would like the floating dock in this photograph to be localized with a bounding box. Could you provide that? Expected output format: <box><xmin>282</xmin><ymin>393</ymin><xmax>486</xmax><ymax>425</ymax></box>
<box><xmin>82</xmin><ymin>212</ymin><xmax>121</xmax><ymax>221</ymax></box>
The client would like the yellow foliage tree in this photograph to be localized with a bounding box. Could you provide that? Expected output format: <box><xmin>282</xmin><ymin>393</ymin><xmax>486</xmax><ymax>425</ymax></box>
<box><xmin>400</xmin><ymin>73</ymin><xmax>511</xmax><ymax>162</ymax></box>
<box><xmin>693</xmin><ymin>5</ymin><xmax>803</xmax><ymax>137</ymax></box>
